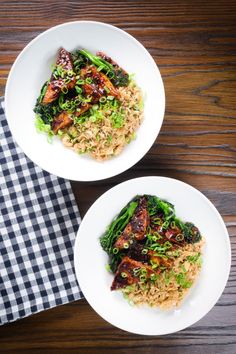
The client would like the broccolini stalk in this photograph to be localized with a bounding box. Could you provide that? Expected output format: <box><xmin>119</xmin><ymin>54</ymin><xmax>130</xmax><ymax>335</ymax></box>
<box><xmin>100</xmin><ymin>200</ymin><xmax>138</xmax><ymax>254</ymax></box>
<box><xmin>79</xmin><ymin>49</ymin><xmax>129</xmax><ymax>87</ymax></box>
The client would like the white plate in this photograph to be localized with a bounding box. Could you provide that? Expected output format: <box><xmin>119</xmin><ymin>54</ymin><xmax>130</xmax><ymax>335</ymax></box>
<box><xmin>5</xmin><ymin>21</ymin><xmax>165</xmax><ymax>181</ymax></box>
<box><xmin>74</xmin><ymin>176</ymin><xmax>231</xmax><ymax>335</ymax></box>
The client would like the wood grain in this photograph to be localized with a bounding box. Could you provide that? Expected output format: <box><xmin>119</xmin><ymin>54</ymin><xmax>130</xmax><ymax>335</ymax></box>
<box><xmin>0</xmin><ymin>0</ymin><xmax>236</xmax><ymax>353</ymax></box>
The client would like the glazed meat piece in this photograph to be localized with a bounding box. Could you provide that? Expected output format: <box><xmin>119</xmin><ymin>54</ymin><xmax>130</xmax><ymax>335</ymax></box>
<box><xmin>51</xmin><ymin>103</ymin><xmax>91</xmax><ymax>134</ymax></box>
<box><xmin>148</xmin><ymin>250</ymin><xmax>173</xmax><ymax>268</ymax></box>
<box><xmin>97</xmin><ymin>51</ymin><xmax>128</xmax><ymax>75</ymax></box>
<box><xmin>55</xmin><ymin>48</ymin><xmax>74</xmax><ymax>72</ymax></box>
<box><xmin>164</xmin><ymin>228</ymin><xmax>185</xmax><ymax>245</ymax></box>
<box><xmin>150</xmin><ymin>216</ymin><xmax>185</xmax><ymax>246</ymax></box>
<box><xmin>42</xmin><ymin>48</ymin><xmax>76</xmax><ymax>104</ymax></box>
<box><xmin>51</xmin><ymin>111</ymin><xmax>73</xmax><ymax>134</ymax></box>
<box><xmin>80</xmin><ymin>65</ymin><xmax>120</xmax><ymax>102</ymax></box>
<box><xmin>128</xmin><ymin>241</ymin><xmax>149</xmax><ymax>263</ymax></box>
<box><xmin>97</xmin><ymin>51</ymin><xmax>129</xmax><ymax>87</ymax></box>
<box><xmin>130</xmin><ymin>197</ymin><xmax>149</xmax><ymax>240</ymax></box>
<box><xmin>114</xmin><ymin>197</ymin><xmax>149</xmax><ymax>250</ymax></box>
<box><xmin>99</xmin><ymin>70</ymin><xmax>120</xmax><ymax>98</ymax></box>
<box><xmin>42</xmin><ymin>79</ymin><xmax>64</xmax><ymax>105</ymax></box>
<box><xmin>75</xmin><ymin>102</ymin><xmax>92</xmax><ymax>117</ymax></box>
<box><xmin>128</xmin><ymin>242</ymin><xmax>173</xmax><ymax>268</ymax></box>
<box><xmin>111</xmin><ymin>256</ymin><xmax>158</xmax><ymax>291</ymax></box>
<box><xmin>82</xmin><ymin>82</ymin><xmax>104</xmax><ymax>103</ymax></box>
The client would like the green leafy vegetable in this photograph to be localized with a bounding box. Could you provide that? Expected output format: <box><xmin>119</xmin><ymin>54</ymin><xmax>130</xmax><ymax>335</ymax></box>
<box><xmin>79</xmin><ymin>49</ymin><xmax>129</xmax><ymax>87</ymax></box>
<box><xmin>145</xmin><ymin>195</ymin><xmax>175</xmax><ymax>219</ymax></box>
<box><xmin>34</xmin><ymin>103</ymin><xmax>53</xmax><ymax>125</ymax></box>
<box><xmin>37</xmin><ymin>81</ymin><xmax>49</xmax><ymax>103</ymax></box>
<box><xmin>145</xmin><ymin>194</ymin><xmax>202</xmax><ymax>244</ymax></box>
<box><xmin>183</xmin><ymin>222</ymin><xmax>202</xmax><ymax>244</ymax></box>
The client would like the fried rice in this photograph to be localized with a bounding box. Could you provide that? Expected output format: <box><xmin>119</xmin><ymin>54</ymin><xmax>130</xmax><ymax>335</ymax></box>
<box><xmin>60</xmin><ymin>81</ymin><xmax>143</xmax><ymax>161</ymax></box>
<box><xmin>122</xmin><ymin>238</ymin><xmax>204</xmax><ymax>309</ymax></box>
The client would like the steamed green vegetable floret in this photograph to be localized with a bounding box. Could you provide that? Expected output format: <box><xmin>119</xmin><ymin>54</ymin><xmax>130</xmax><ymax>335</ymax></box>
<box><xmin>146</xmin><ymin>195</ymin><xmax>174</xmax><ymax>219</ymax></box>
<box><xmin>183</xmin><ymin>222</ymin><xmax>202</xmax><ymax>244</ymax></box>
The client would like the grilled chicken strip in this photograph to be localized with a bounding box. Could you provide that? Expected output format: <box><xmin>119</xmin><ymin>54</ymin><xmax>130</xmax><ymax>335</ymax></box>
<box><xmin>80</xmin><ymin>65</ymin><xmax>120</xmax><ymax>102</ymax></box>
<box><xmin>111</xmin><ymin>256</ymin><xmax>159</xmax><ymax>291</ymax></box>
<box><xmin>51</xmin><ymin>103</ymin><xmax>91</xmax><ymax>134</ymax></box>
<box><xmin>128</xmin><ymin>242</ymin><xmax>173</xmax><ymax>269</ymax></box>
<box><xmin>75</xmin><ymin>103</ymin><xmax>92</xmax><ymax>117</ymax></box>
<box><xmin>114</xmin><ymin>197</ymin><xmax>149</xmax><ymax>250</ymax></box>
<box><xmin>51</xmin><ymin>111</ymin><xmax>73</xmax><ymax>134</ymax></box>
<box><xmin>42</xmin><ymin>48</ymin><xmax>76</xmax><ymax>104</ymax></box>
<box><xmin>148</xmin><ymin>250</ymin><xmax>173</xmax><ymax>268</ymax></box>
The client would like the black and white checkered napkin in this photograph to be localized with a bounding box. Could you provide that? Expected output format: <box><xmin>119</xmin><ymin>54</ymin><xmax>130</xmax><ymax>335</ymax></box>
<box><xmin>0</xmin><ymin>97</ymin><xmax>83</xmax><ymax>325</ymax></box>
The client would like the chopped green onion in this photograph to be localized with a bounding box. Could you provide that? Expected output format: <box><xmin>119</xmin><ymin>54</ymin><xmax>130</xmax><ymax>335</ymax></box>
<box><xmin>164</xmin><ymin>241</ymin><xmax>172</xmax><ymax>249</ymax></box>
<box><xmin>186</xmin><ymin>252</ymin><xmax>201</xmax><ymax>264</ymax></box>
<box><xmin>105</xmin><ymin>264</ymin><xmax>111</xmax><ymax>272</ymax></box>
<box><xmin>92</xmin><ymin>104</ymin><xmax>99</xmax><ymax>110</ymax></box>
<box><xmin>150</xmin><ymin>273</ymin><xmax>158</xmax><ymax>281</ymax></box>
<box><xmin>85</xmin><ymin>77</ymin><xmax>92</xmax><ymax>84</ymax></box>
<box><xmin>121</xmin><ymin>272</ymin><xmax>127</xmax><ymax>278</ymax></box>
<box><xmin>176</xmin><ymin>234</ymin><xmax>184</xmax><ymax>242</ymax></box>
<box><xmin>152</xmin><ymin>217</ymin><xmax>162</xmax><ymax>225</ymax></box>
<box><xmin>99</xmin><ymin>96</ymin><xmax>107</xmax><ymax>103</ymax></box>
<box><xmin>112</xmin><ymin>247</ymin><xmax>119</xmax><ymax>254</ymax></box>
<box><xmin>77</xmin><ymin>79</ymin><xmax>85</xmax><ymax>85</ymax></box>
<box><xmin>107</xmin><ymin>95</ymin><xmax>114</xmax><ymax>100</ymax></box>
<box><xmin>175</xmin><ymin>272</ymin><xmax>192</xmax><ymax>289</ymax></box>
<box><xmin>67</xmin><ymin>69</ymin><xmax>74</xmax><ymax>77</ymax></box>
<box><xmin>64</xmin><ymin>77</ymin><xmax>71</xmax><ymax>84</ymax></box>
<box><xmin>170</xmin><ymin>221</ymin><xmax>176</xmax><ymax>229</ymax></box>
<box><xmin>35</xmin><ymin>115</ymin><xmax>54</xmax><ymax>143</ymax></box>
<box><xmin>151</xmin><ymin>263</ymin><xmax>158</xmax><ymax>270</ymax></box>
<box><xmin>140</xmin><ymin>267</ymin><xmax>147</xmax><ymax>275</ymax></box>
<box><xmin>61</xmin><ymin>87</ymin><xmax>68</xmax><ymax>94</ymax></box>
<box><xmin>172</xmin><ymin>250</ymin><xmax>180</xmax><ymax>257</ymax></box>
<box><xmin>139</xmin><ymin>274</ymin><xmax>146</xmax><ymax>282</ymax></box>
<box><xmin>104</xmin><ymin>86</ymin><xmax>110</xmax><ymax>93</ymax></box>
<box><xmin>153</xmin><ymin>232</ymin><xmax>162</xmax><ymax>240</ymax></box>
<box><xmin>57</xmin><ymin>129</ymin><xmax>63</xmax><ymax>137</ymax></box>
<box><xmin>133</xmin><ymin>267</ymin><xmax>141</xmax><ymax>276</ymax></box>
<box><xmin>123</xmin><ymin>242</ymin><xmax>129</xmax><ymax>249</ymax></box>
<box><xmin>162</xmin><ymin>220</ymin><xmax>170</xmax><ymax>230</ymax></box>
<box><xmin>75</xmin><ymin>86</ymin><xmax>82</xmax><ymax>94</ymax></box>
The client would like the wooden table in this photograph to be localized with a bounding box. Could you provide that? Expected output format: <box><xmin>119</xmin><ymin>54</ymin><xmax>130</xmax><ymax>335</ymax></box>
<box><xmin>1</xmin><ymin>1</ymin><xmax>236</xmax><ymax>353</ymax></box>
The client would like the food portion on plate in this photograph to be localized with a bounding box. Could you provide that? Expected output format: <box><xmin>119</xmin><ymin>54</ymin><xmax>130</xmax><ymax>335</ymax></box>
<box><xmin>34</xmin><ymin>47</ymin><xmax>144</xmax><ymax>161</ymax></box>
<box><xmin>100</xmin><ymin>195</ymin><xmax>204</xmax><ymax>309</ymax></box>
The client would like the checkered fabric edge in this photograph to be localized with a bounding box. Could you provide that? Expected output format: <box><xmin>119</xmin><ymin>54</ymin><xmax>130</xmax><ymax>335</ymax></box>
<box><xmin>0</xmin><ymin>97</ymin><xmax>83</xmax><ymax>325</ymax></box>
